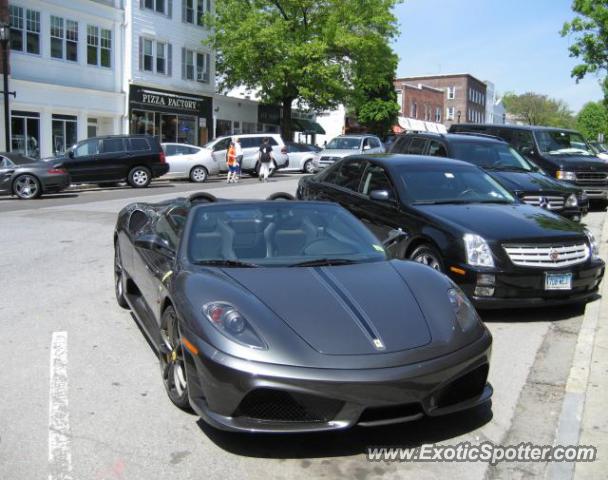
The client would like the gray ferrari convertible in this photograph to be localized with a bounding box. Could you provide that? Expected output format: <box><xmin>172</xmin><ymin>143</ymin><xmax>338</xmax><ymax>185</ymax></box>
<box><xmin>113</xmin><ymin>192</ymin><xmax>493</xmax><ymax>433</ymax></box>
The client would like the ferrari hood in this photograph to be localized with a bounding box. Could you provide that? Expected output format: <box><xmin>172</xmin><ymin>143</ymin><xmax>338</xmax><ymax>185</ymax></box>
<box><xmin>221</xmin><ymin>261</ymin><xmax>432</xmax><ymax>355</ymax></box>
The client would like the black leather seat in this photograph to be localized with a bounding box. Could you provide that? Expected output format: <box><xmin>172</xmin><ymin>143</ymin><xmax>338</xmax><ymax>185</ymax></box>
<box><xmin>265</xmin><ymin>214</ymin><xmax>317</xmax><ymax>257</ymax></box>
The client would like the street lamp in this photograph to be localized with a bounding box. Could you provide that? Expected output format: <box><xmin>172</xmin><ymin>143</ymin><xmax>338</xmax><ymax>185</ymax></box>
<box><xmin>457</xmin><ymin>110</ymin><xmax>461</xmax><ymax>124</ymax></box>
<box><xmin>0</xmin><ymin>22</ymin><xmax>15</xmax><ymax>152</ymax></box>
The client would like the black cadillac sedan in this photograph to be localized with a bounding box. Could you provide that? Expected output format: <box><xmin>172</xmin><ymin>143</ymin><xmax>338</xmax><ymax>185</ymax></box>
<box><xmin>114</xmin><ymin>192</ymin><xmax>492</xmax><ymax>432</ymax></box>
<box><xmin>297</xmin><ymin>155</ymin><xmax>605</xmax><ymax>309</ymax></box>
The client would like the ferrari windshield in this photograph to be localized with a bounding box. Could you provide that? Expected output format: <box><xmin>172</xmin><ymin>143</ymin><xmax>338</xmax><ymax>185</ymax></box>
<box><xmin>451</xmin><ymin>142</ymin><xmax>533</xmax><ymax>172</ymax></box>
<box><xmin>187</xmin><ymin>203</ymin><xmax>387</xmax><ymax>267</ymax></box>
<box><xmin>534</xmin><ymin>130</ymin><xmax>595</xmax><ymax>156</ymax></box>
<box><xmin>395</xmin><ymin>164</ymin><xmax>516</xmax><ymax>205</ymax></box>
<box><xmin>325</xmin><ymin>137</ymin><xmax>362</xmax><ymax>150</ymax></box>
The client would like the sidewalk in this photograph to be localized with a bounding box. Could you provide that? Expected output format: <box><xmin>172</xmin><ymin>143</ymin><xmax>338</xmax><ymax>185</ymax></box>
<box><xmin>574</xmin><ymin>212</ymin><xmax>608</xmax><ymax>479</ymax></box>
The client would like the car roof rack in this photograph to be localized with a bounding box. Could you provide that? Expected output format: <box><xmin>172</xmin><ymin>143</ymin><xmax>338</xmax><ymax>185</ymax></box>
<box><xmin>450</xmin><ymin>131</ymin><xmax>505</xmax><ymax>142</ymax></box>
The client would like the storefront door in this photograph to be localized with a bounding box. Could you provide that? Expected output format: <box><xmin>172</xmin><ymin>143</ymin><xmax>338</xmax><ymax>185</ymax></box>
<box><xmin>11</xmin><ymin>111</ymin><xmax>41</xmax><ymax>158</ymax></box>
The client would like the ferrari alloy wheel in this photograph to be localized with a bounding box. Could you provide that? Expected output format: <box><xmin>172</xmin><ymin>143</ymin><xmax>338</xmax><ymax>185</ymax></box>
<box><xmin>189</xmin><ymin>166</ymin><xmax>208</xmax><ymax>183</ymax></box>
<box><xmin>114</xmin><ymin>246</ymin><xmax>129</xmax><ymax>309</ymax></box>
<box><xmin>13</xmin><ymin>174</ymin><xmax>41</xmax><ymax>199</ymax></box>
<box><xmin>160</xmin><ymin>306</ymin><xmax>192</xmax><ymax>411</ymax></box>
<box><xmin>303</xmin><ymin>160</ymin><xmax>315</xmax><ymax>174</ymax></box>
<box><xmin>128</xmin><ymin>167</ymin><xmax>151</xmax><ymax>188</ymax></box>
<box><xmin>410</xmin><ymin>244</ymin><xmax>444</xmax><ymax>272</ymax></box>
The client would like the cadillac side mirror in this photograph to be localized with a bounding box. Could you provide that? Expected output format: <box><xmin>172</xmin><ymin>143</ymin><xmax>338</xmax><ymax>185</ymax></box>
<box><xmin>370</xmin><ymin>189</ymin><xmax>392</xmax><ymax>202</ymax></box>
<box><xmin>383</xmin><ymin>228</ymin><xmax>408</xmax><ymax>248</ymax></box>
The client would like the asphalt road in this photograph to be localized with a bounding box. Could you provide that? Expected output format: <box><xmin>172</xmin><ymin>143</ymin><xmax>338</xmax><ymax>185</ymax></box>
<box><xmin>0</xmin><ymin>177</ymin><xmax>605</xmax><ymax>480</ymax></box>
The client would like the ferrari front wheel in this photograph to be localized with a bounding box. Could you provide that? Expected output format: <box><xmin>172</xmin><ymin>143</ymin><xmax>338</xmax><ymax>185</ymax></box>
<box><xmin>160</xmin><ymin>306</ymin><xmax>192</xmax><ymax>411</ymax></box>
<box><xmin>114</xmin><ymin>245</ymin><xmax>129</xmax><ymax>309</ymax></box>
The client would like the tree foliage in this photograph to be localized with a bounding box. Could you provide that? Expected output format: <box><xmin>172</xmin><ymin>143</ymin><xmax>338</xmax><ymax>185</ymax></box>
<box><xmin>561</xmin><ymin>0</ymin><xmax>608</xmax><ymax>102</ymax></box>
<box><xmin>205</xmin><ymin>0</ymin><xmax>401</xmax><ymax>139</ymax></box>
<box><xmin>502</xmin><ymin>92</ymin><xmax>575</xmax><ymax>128</ymax></box>
<box><xmin>576</xmin><ymin>101</ymin><xmax>608</xmax><ymax>139</ymax></box>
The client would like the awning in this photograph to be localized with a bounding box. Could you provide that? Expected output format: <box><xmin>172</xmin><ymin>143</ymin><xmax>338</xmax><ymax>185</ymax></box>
<box><xmin>291</xmin><ymin>118</ymin><xmax>326</xmax><ymax>134</ymax></box>
<box><xmin>397</xmin><ymin>116</ymin><xmax>447</xmax><ymax>133</ymax></box>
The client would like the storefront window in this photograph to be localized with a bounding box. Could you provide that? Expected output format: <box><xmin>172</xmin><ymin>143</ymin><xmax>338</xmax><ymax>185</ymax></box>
<box><xmin>216</xmin><ymin>119</ymin><xmax>232</xmax><ymax>137</ymax></box>
<box><xmin>161</xmin><ymin>114</ymin><xmax>177</xmax><ymax>143</ymax></box>
<box><xmin>131</xmin><ymin>110</ymin><xmax>156</xmax><ymax>136</ymax></box>
<box><xmin>177</xmin><ymin>116</ymin><xmax>196</xmax><ymax>144</ymax></box>
<box><xmin>52</xmin><ymin>114</ymin><xmax>77</xmax><ymax>155</ymax></box>
<box><xmin>11</xmin><ymin>111</ymin><xmax>41</xmax><ymax>158</ymax></box>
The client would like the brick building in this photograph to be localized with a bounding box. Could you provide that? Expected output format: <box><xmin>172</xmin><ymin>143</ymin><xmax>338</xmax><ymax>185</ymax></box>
<box><xmin>394</xmin><ymin>82</ymin><xmax>444</xmax><ymax>124</ymax></box>
<box><xmin>395</xmin><ymin>73</ymin><xmax>487</xmax><ymax>128</ymax></box>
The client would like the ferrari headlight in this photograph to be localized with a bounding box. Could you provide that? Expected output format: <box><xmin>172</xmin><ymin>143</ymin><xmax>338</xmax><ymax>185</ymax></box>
<box><xmin>447</xmin><ymin>287</ymin><xmax>480</xmax><ymax>332</ymax></box>
<box><xmin>463</xmin><ymin>234</ymin><xmax>495</xmax><ymax>267</ymax></box>
<box><xmin>565</xmin><ymin>194</ymin><xmax>578</xmax><ymax>207</ymax></box>
<box><xmin>202</xmin><ymin>302</ymin><xmax>267</xmax><ymax>349</ymax></box>
<box><xmin>556</xmin><ymin>170</ymin><xmax>576</xmax><ymax>181</ymax></box>
<box><xmin>584</xmin><ymin>229</ymin><xmax>599</xmax><ymax>259</ymax></box>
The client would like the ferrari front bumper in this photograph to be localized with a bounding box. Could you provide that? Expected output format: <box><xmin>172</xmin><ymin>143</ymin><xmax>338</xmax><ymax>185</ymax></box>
<box><xmin>181</xmin><ymin>328</ymin><xmax>493</xmax><ymax>433</ymax></box>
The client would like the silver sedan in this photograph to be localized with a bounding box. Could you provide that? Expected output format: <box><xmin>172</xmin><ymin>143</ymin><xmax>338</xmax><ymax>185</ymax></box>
<box><xmin>161</xmin><ymin>143</ymin><xmax>220</xmax><ymax>183</ymax></box>
<box><xmin>281</xmin><ymin>142</ymin><xmax>322</xmax><ymax>173</ymax></box>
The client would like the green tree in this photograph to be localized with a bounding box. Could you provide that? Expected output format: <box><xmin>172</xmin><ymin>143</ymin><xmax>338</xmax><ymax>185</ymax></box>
<box><xmin>576</xmin><ymin>101</ymin><xmax>608</xmax><ymax>139</ymax></box>
<box><xmin>352</xmin><ymin>72</ymin><xmax>400</xmax><ymax>138</ymax></box>
<box><xmin>502</xmin><ymin>92</ymin><xmax>575</xmax><ymax>128</ymax></box>
<box><xmin>561</xmin><ymin>0</ymin><xmax>608</xmax><ymax>102</ymax></box>
<box><xmin>205</xmin><ymin>0</ymin><xmax>401</xmax><ymax>139</ymax></box>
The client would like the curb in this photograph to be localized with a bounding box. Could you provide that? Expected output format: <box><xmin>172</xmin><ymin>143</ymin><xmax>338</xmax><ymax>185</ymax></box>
<box><xmin>549</xmin><ymin>213</ymin><xmax>607</xmax><ymax>480</ymax></box>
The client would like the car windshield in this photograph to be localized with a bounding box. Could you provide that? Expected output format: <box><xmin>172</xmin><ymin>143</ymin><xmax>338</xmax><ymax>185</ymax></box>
<box><xmin>187</xmin><ymin>203</ymin><xmax>387</xmax><ymax>267</ymax></box>
<box><xmin>450</xmin><ymin>141</ymin><xmax>533</xmax><ymax>172</ymax></box>
<box><xmin>535</xmin><ymin>130</ymin><xmax>595</xmax><ymax>156</ymax></box>
<box><xmin>395</xmin><ymin>165</ymin><xmax>516</xmax><ymax>205</ymax></box>
<box><xmin>325</xmin><ymin>137</ymin><xmax>362</xmax><ymax>150</ymax></box>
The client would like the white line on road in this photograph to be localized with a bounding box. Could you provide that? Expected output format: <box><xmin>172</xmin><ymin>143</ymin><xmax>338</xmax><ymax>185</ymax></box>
<box><xmin>49</xmin><ymin>331</ymin><xmax>72</xmax><ymax>480</ymax></box>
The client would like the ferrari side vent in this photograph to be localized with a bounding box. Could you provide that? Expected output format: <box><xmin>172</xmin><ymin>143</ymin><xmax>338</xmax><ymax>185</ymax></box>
<box><xmin>266</xmin><ymin>192</ymin><xmax>295</xmax><ymax>201</ymax></box>
<box><xmin>188</xmin><ymin>192</ymin><xmax>217</xmax><ymax>204</ymax></box>
<box><xmin>233</xmin><ymin>389</ymin><xmax>343</xmax><ymax>423</ymax></box>
<box><xmin>435</xmin><ymin>364</ymin><xmax>489</xmax><ymax>408</ymax></box>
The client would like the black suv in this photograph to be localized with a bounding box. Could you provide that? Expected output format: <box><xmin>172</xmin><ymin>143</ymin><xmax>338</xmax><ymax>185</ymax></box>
<box><xmin>449</xmin><ymin>124</ymin><xmax>608</xmax><ymax>203</ymax></box>
<box><xmin>59</xmin><ymin>135</ymin><xmax>169</xmax><ymax>188</ymax></box>
<box><xmin>389</xmin><ymin>132</ymin><xmax>588</xmax><ymax>221</ymax></box>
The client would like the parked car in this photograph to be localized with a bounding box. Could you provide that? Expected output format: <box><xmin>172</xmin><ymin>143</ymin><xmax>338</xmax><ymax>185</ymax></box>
<box><xmin>58</xmin><ymin>134</ymin><xmax>169</xmax><ymax>188</ymax></box>
<box><xmin>161</xmin><ymin>143</ymin><xmax>219</xmax><ymax>183</ymax></box>
<box><xmin>313</xmin><ymin>134</ymin><xmax>385</xmax><ymax>170</ymax></box>
<box><xmin>204</xmin><ymin>134</ymin><xmax>289</xmax><ymax>176</ymax></box>
<box><xmin>114</xmin><ymin>191</ymin><xmax>492</xmax><ymax>432</ymax></box>
<box><xmin>589</xmin><ymin>141</ymin><xmax>608</xmax><ymax>161</ymax></box>
<box><xmin>297</xmin><ymin>154</ymin><xmax>605</xmax><ymax>309</ymax></box>
<box><xmin>449</xmin><ymin>124</ymin><xmax>608</xmax><ymax>203</ymax></box>
<box><xmin>389</xmin><ymin>132</ymin><xmax>588</xmax><ymax>221</ymax></box>
<box><xmin>281</xmin><ymin>142</ymin><xmax>321</xmax><ymax>173</ymax></box>
<box><xmin>0</xmin><ymin>152</ymin><xmax>70</xmax><ymax>199</ymax></box>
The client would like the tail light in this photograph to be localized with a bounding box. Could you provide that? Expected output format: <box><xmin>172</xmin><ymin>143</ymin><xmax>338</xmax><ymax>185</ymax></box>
<box><xmin>159</xmin><ymin>151</ymin><xmax>166</xmax><ymax>164</ymax></box>
<box><xmin>48</xmin><ymin>168</ymin><xmax>67</xmax><ymax>175</ymax></box>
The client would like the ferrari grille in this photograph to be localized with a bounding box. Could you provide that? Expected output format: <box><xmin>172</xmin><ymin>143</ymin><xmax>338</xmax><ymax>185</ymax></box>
<box><xmin>233</xmin><ymin>389</ymin><xmax>343</xmax><ymax>423</ymax></box>
<box><xmin>435</xmin><ymin>364</ymin><xmax>489</xmax><ymax>408</ymax></box>
<box><xmin>503</xmin><ymin>242</ymin><xmax>589</xmax><ymax>268</ymax></box>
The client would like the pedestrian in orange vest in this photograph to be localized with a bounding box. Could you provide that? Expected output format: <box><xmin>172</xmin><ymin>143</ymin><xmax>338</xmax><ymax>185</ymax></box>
<box><xmin>226</xmin><ymin>141</ymin><xmax>238</xmax><ymax>183</ymax></box>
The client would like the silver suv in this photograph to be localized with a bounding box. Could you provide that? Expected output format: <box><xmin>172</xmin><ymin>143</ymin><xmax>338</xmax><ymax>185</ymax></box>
<box><xmin>205</xmin><ymin>134</ymin><xmax>289</xmax><ymax>177</ymax></box>
<box><xmin>314</xmin><ymin>134</ymin><xmax>385</xmax><ymax>170</ymax></box>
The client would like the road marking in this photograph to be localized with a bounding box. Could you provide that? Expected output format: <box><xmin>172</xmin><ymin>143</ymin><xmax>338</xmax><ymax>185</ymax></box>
<box><xmin>49</xmin><ymin>331</ymin><xmax>72</xmax><ymax>480</ymax></box>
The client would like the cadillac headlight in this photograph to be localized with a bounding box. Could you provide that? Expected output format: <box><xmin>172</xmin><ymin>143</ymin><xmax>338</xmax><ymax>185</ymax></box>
<box><xmin>202</xmin><ymin>302</ymin><xmax>267</xmax><ymax>349</ymax></box>
<box><xmin>447</xmin><ymin>287</ymin><xmax>480</xmax><ymax>332</ymax></box>
<box><xmin>565</xmin><ymin>194</ymin><xmax>578</xmax><ymax>207</ymax></box>
<box><xmin>556</xmin><ymin>170</ymin><xmax>576</xmax><ymax>181</ymax></box>
<box><xmin>584</xmin><ymin>229</ymin><xmax>599</xmax><ymax>259</ymax></box>
<box><xmin>463</xmin><ymin>234</ymin><xmax>495</xmax><ymax>267</ymax></box>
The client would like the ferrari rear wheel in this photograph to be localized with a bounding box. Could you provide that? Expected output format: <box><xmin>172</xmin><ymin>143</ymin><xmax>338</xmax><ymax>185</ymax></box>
<box><xmin>114</xmin><ymin>245</ymin><xmax>129</xmax><ymax>309</ymax></box>
<box><xmin>160</xmin><ymin>306</ymin><xmax>192</xmax><ymax>411</ymax></box>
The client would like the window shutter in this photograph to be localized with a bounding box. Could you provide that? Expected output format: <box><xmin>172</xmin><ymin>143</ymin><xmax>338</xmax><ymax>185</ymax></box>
<box><xmin>167</xmin><ymin>0</ymin><xmax>173</xmax><ymax>18</ymax></box>
<box><xmin>181</xmin><ymin>0</ymin><xmax>185</xmax><ymax>22</ymax></box>
<box><xmin>138</xmin><ymin>37</ymin><xmax>143</xmax><ymax>71</ymax></box>
<box><xmin>167</xmin><ymin>44</ymin><xmax>172</xmax><ymax>76</ymax></box>
<box><xmin>181</xmin><ymin>47</ymin><xmax>185</xmax><ymax>79</ymax></box>
<box><xmin>140</xmin><ymin>0</ymin><xmax>144</xmax><ymax>9</ymax></box>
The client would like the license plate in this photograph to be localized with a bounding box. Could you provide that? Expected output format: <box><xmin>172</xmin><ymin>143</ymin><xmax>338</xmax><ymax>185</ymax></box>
<box><xmin>545</xmin><ymin>273</ymin><xmax>572</xmax><ymax>290</ymax></box>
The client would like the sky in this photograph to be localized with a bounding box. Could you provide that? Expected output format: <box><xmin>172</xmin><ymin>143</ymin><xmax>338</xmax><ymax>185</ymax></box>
<box><xmin>392</xmin><ymin>0</ymin><xmax>603</xmax><ymax>113</ymax></box>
